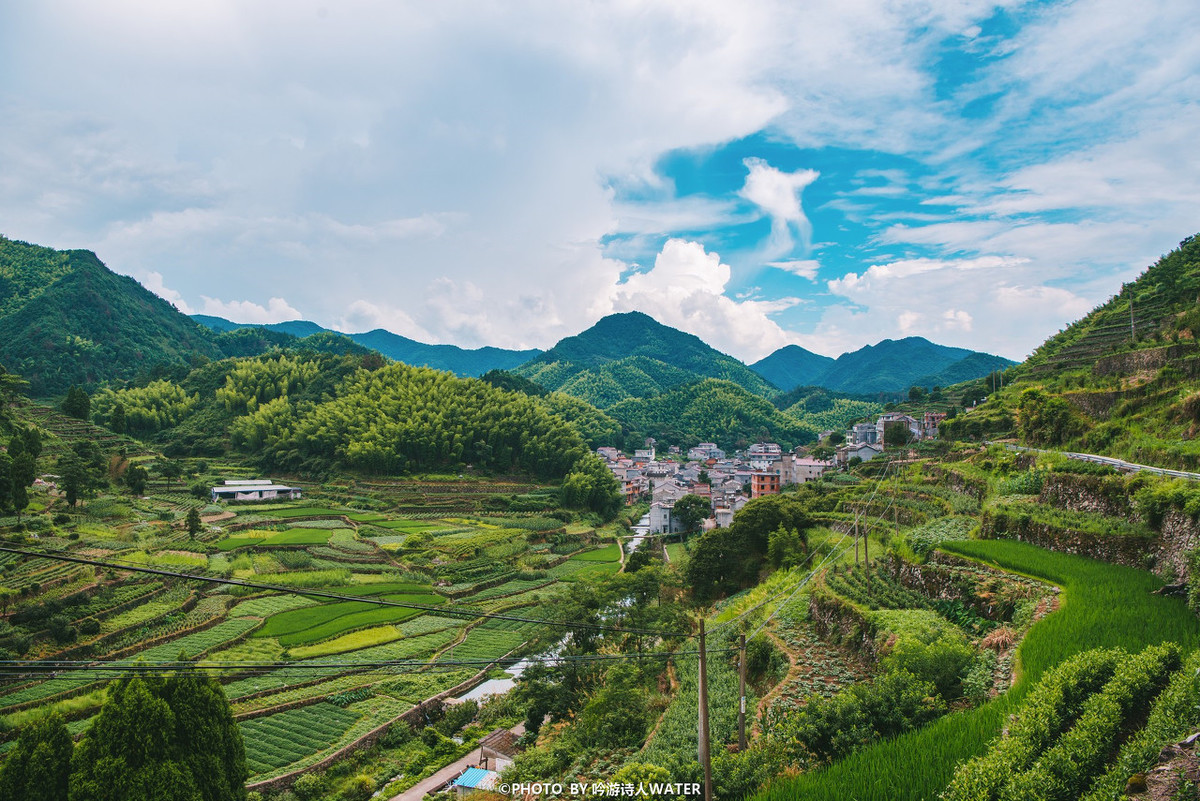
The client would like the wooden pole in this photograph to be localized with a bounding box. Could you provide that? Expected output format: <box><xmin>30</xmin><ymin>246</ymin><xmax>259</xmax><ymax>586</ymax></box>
<box><xmin>738</xmin><ymin>633</ymin><xmax>748</xmax><ymax>752</ymax></box>
<box><xmin>698</xmin><ymin>620</ymin><xmax>712</xmax><ymax>801</ymax></box>
<box><xmin>854</xmin><ymin>518</ymin><xmax>859</xmax><ymax>564</ymax></box>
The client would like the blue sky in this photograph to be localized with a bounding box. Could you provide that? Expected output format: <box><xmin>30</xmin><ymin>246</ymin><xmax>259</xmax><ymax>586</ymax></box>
<box><xmin>1</xmin><ymin>1</ymin><xmax>1198</xmax><ymax>362</ymax></box>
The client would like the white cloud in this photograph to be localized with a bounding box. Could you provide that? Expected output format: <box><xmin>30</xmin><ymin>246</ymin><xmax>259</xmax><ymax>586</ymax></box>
<box><xmin>828</xmin><ymin>255</ymin><xmax>1028</xmax><ymax>295</ymax></box>
<box><xmin>1</xmin><ymin>0</ymin><xmax>1197</xmax><ymax>359</ymax></box>
<box><xmin>813</xmin><ymin>254</ymin><xmax>1091</xmax><ymax>359</ymax></box>
<box><xmin>606</xmin><ymin>239</ymin><xmax>798</xmax><ymax>362</ymax></box>
<box><xmin>197</xmin><ymin>296</ymin><xmax>303</xmax><ymax>325</ymax></box>
<box><xmin>140</xmin><ymin>269</ymin><xmax>302</xmax><ymax>324</ymax></box>
<box><xmin>768</xmin><ymin>260</ymin><xmax>820</xmax><ymax>280</ymax></box>
<box><xmin>140</xmin><ymin>271</ymin><xmax>195</xmax><ymax>315</ymax></box>
<box><xmin>943</xmin><ymin>309</ymin><xmax>973</xmax><ymax>332</ymax></box>
<box><xmin>739</xmin><ymin>158</ymin><xmax>820</xmax><ymax>257</ymax></box>
<box><xmin>337</xmin><ymin>300</ymin><xmax>432</xmax><ymax>340</ymax></box>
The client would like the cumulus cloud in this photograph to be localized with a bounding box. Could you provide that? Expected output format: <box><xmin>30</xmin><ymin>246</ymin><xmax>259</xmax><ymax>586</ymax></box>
<box><xmin>337</xmin><ymin>300</ymin><xmax>433</xmax><ymax>340</ymax></box>
<box><xmin>828</xmin><ymin>255</ymin><xmax>1028</xmax><ymax>294</ymax></box>
<box><xmin>812</xmin><ymin>254</ymin><xmax>1091</xmax><ymax>359</ymax></box>
<box><xmin>606</xmin><ymin>239</ymin><xmax>797</xmax><ymax>361</ymax></box>
<box><xmin>140</xmin><ymin>269</ymin><xmax>302</xmax><ymax>323</ymax></box>
<box><xmin>1</xmin><ymin>0</ymin><xmax>1196</xmax><ymax>359</ymax></box>
<box><xmin>197</xmin><ymin>296</ymin><xmax>303</xmax><ymax>325</ymax></box>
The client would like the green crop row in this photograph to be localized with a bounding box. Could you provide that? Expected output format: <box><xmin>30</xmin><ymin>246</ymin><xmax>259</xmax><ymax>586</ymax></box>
<box><xmin>1083</xmin><ymin>649</ymin><xmax>1200</xmax><ymax>799</ymax></box>
<box><xmin>757</xmin><ymin>541</ymin><xmax>1200</xmax><ymax>801</ymax></box>
<box><xmin>942</xmin><ymin>649</ymin><xmax>1124</xmax><ymax>800</ymax></box>
<box><xmin>1001</xmin><ymin>643</ymin><xmax>1180</xmax><ymax>800</ymax></box>
<box><xmin>217</xmin><ymin>528</ymin><xmax>343</xmax><ymax>550</ymax></box>
<box><xmin>231</xmin><ymin>593</ymin><xmax>321</xmax><ymax>619</ymax></box>
<box><xmin>241</xmin><ymin>702</ymin><xmax>361</xmax><ymax>773</ymax></box>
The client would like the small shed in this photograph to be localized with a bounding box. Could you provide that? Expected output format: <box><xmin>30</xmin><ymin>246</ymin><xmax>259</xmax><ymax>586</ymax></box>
<box><xmin>452</xmin><ymin>767</ymin><xmax>499</xmax><ymax>797</ymax></box>
<box><xmin>478</xmin><ymin>728</ymin><xmax>523</xmax><ymax>772</ymax></box>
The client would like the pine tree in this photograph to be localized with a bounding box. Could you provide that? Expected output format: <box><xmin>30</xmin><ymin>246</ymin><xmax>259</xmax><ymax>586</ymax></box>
<box><xmin>0</xmin><ymin>713</ymin><xmax>73</xmax><ymax>801</ymax></box>
<box><xmin>61</xmin><ymin>386</ymin><xmax>90</xmax><ymax>420</ymax></box>
<box><xmin>186</xmin><ymin>507</ymin><xmax>202</xmax><ymax>539</ymax></box>
<box><xmin>160</xmin><ymin>670</ymin><xmax>248</xmax><ymax>801</ymax></box>
<box><xmin>69</xmin><ymin>677</ymin><xmax>200</xmax><ymax>801</ymax></box>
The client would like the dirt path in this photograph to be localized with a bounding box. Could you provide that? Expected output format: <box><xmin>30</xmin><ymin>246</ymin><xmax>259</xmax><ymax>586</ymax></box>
<box><xmin>752</xmin><ymin>629</ymin><xmax>800</xmax><ymax>738</ymax></box>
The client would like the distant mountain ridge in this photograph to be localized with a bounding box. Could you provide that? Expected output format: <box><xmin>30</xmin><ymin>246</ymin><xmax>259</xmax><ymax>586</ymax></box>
<box><xmin>752</xmin><ymin>337</ymin><xmax>1015</xmax><ymax>395</ymax></box>
<box><xmin>512</xmin><ymin>311</ymin><xmax>778</xmax><ymax>407</ymax></box>
<box><xmin>191</xmin><ymin>316</ymin><xmax>540</xmax><ymax>377</ymax></box>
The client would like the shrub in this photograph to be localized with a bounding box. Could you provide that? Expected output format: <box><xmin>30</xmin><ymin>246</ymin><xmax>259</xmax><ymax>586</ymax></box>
<box><xmin>292</xmin><ymin>773</ymin><xmax>326</xmax><ymax>801</ymax></box>
<box><xmin>776</xmin><ymin>670</ymin><xmax>945</xmax><ymax>766</ymax></box>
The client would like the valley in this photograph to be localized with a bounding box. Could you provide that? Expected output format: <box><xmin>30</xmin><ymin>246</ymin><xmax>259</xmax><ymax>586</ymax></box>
<box><xmin>0</xmin><ymin>234</ymin><xmax>1200</xmax><ymax>801</ymax></box>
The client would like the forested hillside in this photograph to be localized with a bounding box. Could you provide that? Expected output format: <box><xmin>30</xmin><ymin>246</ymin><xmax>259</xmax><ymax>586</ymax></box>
<box><xmin>0</xmin><ymin>238</ymin><xmax>221</xmax><ymax>395</ymax></box>
<box><xmin>515</xmin><ymin>311</ymin><xmax>777</xmax><ymax>401</ymax></box>
<box><xmin>0</xmin><ymin>237</ymin><xmax>375</xmax><ymax>396</ymax></box>
<box><xmin>606</xmin><ymin>379</ymin><xmax>818</xmax><ymax>450</ymax></box>
<box><xmin>81</xmin><ymin>352</ymin><xmax>611</xmax><ymax>481</ymax></box>
<box><xmin>751</xmin><ymin>336</ymin><xmax>1014</xmax><ymax>395</ymax></box>
<box><xmin>194</xmin><ymin>315</ymin><xmax>541</xmax><ymax>377</ymax></box>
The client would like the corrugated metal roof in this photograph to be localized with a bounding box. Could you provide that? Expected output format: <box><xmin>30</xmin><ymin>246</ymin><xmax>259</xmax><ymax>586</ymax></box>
<box><xmin>453</xmin><ymin>768</ymin><xmax>498</xmax><ymax>789</ymax></box>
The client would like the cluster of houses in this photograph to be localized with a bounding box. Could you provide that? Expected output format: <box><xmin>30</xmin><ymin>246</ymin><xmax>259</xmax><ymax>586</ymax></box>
<box><xmin>598</xmin><ymin>410</ymin><xmax>948</xmax><ymax>535</ymax></box>
<box><xmin>597</xmin><ymin>440</ymin><xmax>834</xmax><ymax>535</ymax></box>
<box><xmin>838</xmin><ymin>411</ymin><xmax>946</xmax><ymax>463</ymax></box>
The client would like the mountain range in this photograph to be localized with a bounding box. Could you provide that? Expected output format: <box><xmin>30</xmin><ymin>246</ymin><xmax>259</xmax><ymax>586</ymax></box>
<box><xmin>0</xmin><ymin>233</ymin><xmax>1012</xmax><ymax>401</ymax></box>
<box><xmin>752</xmin><ymin>338</ymin><xmax>1015</xmax><ymax>396</ymax></box>
<box><xmin>192</xmin><ymin>315</ymin><xmax>540</xmax><ymax>377</ymax></box>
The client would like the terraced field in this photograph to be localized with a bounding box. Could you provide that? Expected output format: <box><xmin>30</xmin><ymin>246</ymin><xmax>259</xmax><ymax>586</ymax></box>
<box><xmin>0</xmin><ymin>471</ymin><xmax>619</xmax><ymax>785</ymax></box>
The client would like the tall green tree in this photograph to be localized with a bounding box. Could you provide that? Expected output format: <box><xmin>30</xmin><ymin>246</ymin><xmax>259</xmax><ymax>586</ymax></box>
<box><xmin>70</xmin><ymin>676</ymin><xmax>200</xmax><ymax>801</ymax></box>
<box><xmin>61</xmin><ymin>386</ymin><xmax>90</xmax><ymax>420</ymax></box>
<box><xmin>159</xmin><ymin>460</ymin><xmax>184</xmax><ymax>490</ymax></box>
<box><xmin>0</xmin><ymin>712</ymin><xmax>73</xmax><ymax>801</ymax></box>
<box><xmin>671</xmin><ymin>494</ymin><xmax>710</xmax><ymax>541</ymax></box>
<box><xmin>70</xmin><ymin>672</ymin><xmax>246</xmax><ymax>801</ymax></box>
<box><xmin>560</xmin><ymin>454</ymin><xmax>622</xmax><ymax>520</ymax></box>
<box><xmin>59</xmin><ymin>454</ymin><xmax>89</xmax><ymax>508</ymax></box>
<box><xmin>185</xmin><ymin>507</ymin><xmax>202</xmax><ymax>539</ymax></box>
<box><xmin>0</xmin><ymin>453</ymin><xmax>13</xmax><ymax>515</ymax></box>
<box><xmin>159</xmin><ymin>670</ymin><xmax>248</xmax><ymax>801</ymax></box>
<box><xmin>124</xmin><ymin>464</ymin><xmax>149</xmax><ymax>496</ymax></box>
<box><xmin>883</xmin><ymin>420</ymin><xmax>910</xmax><ymax>447</ymax></box>
<box><xmin>108</xmin><ymin>402</ymin><xmax>126</xmax><ymax>434</ymax></box>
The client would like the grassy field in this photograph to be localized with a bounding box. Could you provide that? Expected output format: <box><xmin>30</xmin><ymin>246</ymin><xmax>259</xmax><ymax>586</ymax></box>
<box><xmin>756</xmin><ymin>541</ymin><xmax>1200</xmax><ymax>801</ymax></box>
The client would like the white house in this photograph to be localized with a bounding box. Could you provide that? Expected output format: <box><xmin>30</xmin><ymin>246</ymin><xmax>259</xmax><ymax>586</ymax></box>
<box><xmin>210</xmin><ymin>479</ymin><xmax>302</xmax><ymax>503</ymax></box>
<box><xmin>649</xmin><ymin>500</ymin><xmax>685</xmax><ymax>534</ymax></box>
<box><xmin>837</xmin><ymin>442</ymin><xmax>884</xmax><ymax>465</ymax></box>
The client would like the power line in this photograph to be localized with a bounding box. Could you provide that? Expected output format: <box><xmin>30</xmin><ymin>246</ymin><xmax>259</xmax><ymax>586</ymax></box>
<box><xmin>710</xmin><ymin>458</ymin><xmax>897</xmax><ymax>638</ymax></box>
<box><xmin>0</xmin><ymin>545</ymin><xmax>693</xmax><ymax>639</ymax></box>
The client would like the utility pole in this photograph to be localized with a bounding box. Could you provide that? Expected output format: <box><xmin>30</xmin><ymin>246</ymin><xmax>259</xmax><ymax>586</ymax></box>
<box><xmin>1130</xmin><ymin>294</ymin><xmax>1136</xmax><ymax>341</ymax></box>
<box><xmin>854</xmin><ymin>518</ymin><xmax>860</xmax><ymax>564</ymax></box>
<box><xmin>698</xmin><ymin>620</ymin><xmax>713</xmax><ymax>801</ymax></box>
<box><xmin>738</xmin><ymin>633</ymin><xmax>748</xmax><ymax>752</ymax></box>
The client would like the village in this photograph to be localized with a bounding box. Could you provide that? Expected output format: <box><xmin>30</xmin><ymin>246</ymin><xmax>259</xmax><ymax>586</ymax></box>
<box><xmin>598</xmin><ymin>410</ymin><xmax>947</xmax><ymax>535</ymax></box>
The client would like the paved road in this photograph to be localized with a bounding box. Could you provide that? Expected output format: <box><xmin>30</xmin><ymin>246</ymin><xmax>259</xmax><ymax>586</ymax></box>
<box><xmin>389</xmin><ymin>722</ymin><xmax>525</xmax><ymax>801</ymax></box>
<box><xmin>996</xmin><ymin>443</ymin><xmax>1200</xmax><ymax>481</ymax></box>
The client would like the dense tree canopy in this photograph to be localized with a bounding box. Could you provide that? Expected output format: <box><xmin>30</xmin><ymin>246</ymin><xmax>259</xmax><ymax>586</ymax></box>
<box><xmin>0</xmin><ymin>713</ymin><xmax>72</xmax><ymax>801</ymax></box>
<box><xmin>69</xmin><ymin>672</ymin><xmax>246</xmax><ymax>801</ymax></box>
<box><xmin>231</xmin><ymin>362</ymin><xmax>591</xmax><ymax>477</ymax></box>
<box><xmin>685</xmin><ymin>493</ymin><xmax>812</xmax><ymax>600</ymax></box>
